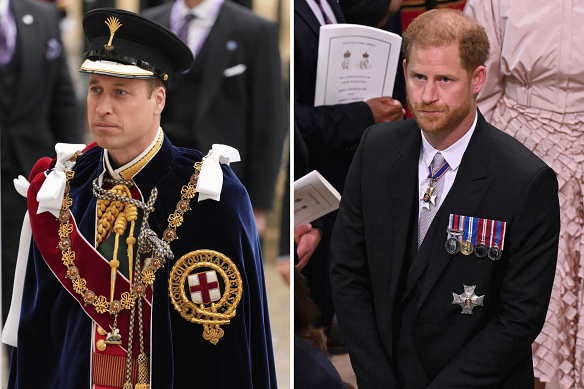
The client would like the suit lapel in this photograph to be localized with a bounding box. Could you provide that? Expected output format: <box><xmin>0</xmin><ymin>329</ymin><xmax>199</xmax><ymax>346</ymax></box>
<box><xmin>295</xmin><ymin>0</ymin><xmax>322</xmax><ymax>36</ymax></box>
<box><xmin>401</xmin><ymin>113</ymin><xmax>495</xmax><ymax>307</ymax></box>
<box><xmin>194</xmin><ymin>4</ymin><xmax>232</xmax><ymax>124</ymax></box>
<box><xmin>386</xmin><ymin>128</ymin><xmax>421</xmax><ymax>302</ymax></box>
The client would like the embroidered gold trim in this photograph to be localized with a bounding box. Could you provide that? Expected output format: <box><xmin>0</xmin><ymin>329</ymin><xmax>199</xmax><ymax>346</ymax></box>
<box><xmin>169</xmin><ymin>249</ymin><xmax>243</xmax><ymax>345</ymax></box>
<box><xmin>119</xmin><ymin>131</ymin><xmax>164</xmax><ymax>181</ymax></box>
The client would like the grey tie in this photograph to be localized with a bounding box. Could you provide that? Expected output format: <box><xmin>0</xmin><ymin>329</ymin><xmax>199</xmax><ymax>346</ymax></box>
<box><xmin>418</xmin><ymin>152</ymin><xmax>448</xmax><ymax>248</ymax></box>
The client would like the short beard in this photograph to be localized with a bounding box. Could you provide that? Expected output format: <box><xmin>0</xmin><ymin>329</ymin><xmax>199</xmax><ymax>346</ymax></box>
<box><xmin>407</xmin><ymin>94</ymin><xmax>472</xmax><ymax>135</ymax></box>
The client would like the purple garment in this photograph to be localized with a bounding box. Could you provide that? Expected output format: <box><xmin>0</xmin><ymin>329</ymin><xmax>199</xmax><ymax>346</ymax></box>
<box><xmin>0</xmin><ymin>7</ymin><xmax>16</xmax><ymax>66</ymax></box>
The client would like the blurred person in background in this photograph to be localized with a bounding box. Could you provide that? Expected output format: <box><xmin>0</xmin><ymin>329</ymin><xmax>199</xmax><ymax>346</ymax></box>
<box><xmin>295</xmin><ymin>267</ymin><xmax>347</xmax><ymax>389</ymax></box>
<box><xmin>465</xmin><ymin>2</ymin><xmax>584</xmax><ymax>388</ymax></box>
<box><xmin>0</xmin><ymin>0</ymin><xmax>82</xmax><ymax>329</ymax></box>
<box><xmin>295</xmin><ymin>0</ymin><xmax>404</xmax><ymax>331</ymax></box>
<box><xmin>142</xmin><ymin>0</ymin><xmax>288</xmax><ymax>240</ymax></box>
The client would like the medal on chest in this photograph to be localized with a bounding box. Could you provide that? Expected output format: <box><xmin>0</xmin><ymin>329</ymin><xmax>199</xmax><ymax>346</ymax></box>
<box><xmin>420</xmin><ymin>160</ymin><xmax>449</xmax><ymax>210</ymax></box>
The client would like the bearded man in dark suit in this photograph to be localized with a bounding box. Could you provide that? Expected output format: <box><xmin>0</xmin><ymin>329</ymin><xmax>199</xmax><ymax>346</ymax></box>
<box><xmin>331</xmin><ymin>9</ymin><xmax>560</xmax><ymax>389</ymax></box>
<box><xmin>142</xmin><ymin>0</ymin><xmax>287</xmax><ymax>237</ymax></box>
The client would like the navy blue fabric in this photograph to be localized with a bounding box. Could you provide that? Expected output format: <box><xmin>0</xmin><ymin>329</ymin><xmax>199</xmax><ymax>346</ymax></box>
<box><xmin>8</xmin><ymin>136</ymin><xmax>277</xmax><ymax>388</ymax></box>
<box><xmin>294</xmin><ymin>337</ymin><xmax>345</xmax><ymax>389</ymax></box>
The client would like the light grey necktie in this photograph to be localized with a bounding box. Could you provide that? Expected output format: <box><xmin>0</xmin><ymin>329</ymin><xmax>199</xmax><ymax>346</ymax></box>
<box><xmin>418</xmin><ymin>152</ymin><xmax>449</xmax><ymax>248</ymax></box>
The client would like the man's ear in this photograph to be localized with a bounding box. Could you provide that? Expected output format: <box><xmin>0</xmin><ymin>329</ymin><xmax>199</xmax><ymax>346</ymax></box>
<box><xmin>472</xmin><ymin>65</ymin><xmax>486</xmax><ymax>95</ymax></box>
<box><xmin>153</xmin><ymin>86</ymin><xmax>166</xmax><ymax>114</ymax></box>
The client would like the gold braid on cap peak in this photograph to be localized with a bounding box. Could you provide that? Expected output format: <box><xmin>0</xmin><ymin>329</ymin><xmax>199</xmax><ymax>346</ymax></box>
<box><xmin>104</xmin><ymin>16</ymin><xmax>122</xmax><ymax>51</ymax></box>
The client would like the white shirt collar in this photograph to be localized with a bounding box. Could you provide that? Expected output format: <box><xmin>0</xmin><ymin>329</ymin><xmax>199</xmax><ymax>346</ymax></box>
<box><xmin>177</xmin><ymin>0</ymin><xmax>222</xmax><ymax>20</ymax></box>
<box><xmin>103</xmin><ymin>127</ymin><xmax>163</xmax><ymax>180</ymax></box>
<box><xmin>420</xmin><ymin>111</ymin><xmax>478</xmax><ymax>172</ymax></box>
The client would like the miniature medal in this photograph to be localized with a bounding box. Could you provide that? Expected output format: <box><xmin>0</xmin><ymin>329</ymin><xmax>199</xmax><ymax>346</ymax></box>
<box><xmin>488</xmin><ymin>220</ymin><xmax>506</xmax><ymax>261</ymax></box>
<box><xmin>420</xmin><ymin>159</ymin><xmax>450</xmax><ymax>210</ymax></box>
<box><xmin>488</xmin><ymin>246</ymin><xmax>502</xmax><ymax>261</ymax></box>
<box><xmin>460</xmin><ymin>216</ymin><xmax>474</xmax><ymax>256</ymax></box>
<box><xmin>474</xmin><ymin>243</ymin><xmax>488</xmax><ymax>258</ymax></box>
<box><xmin>445</xmin><ymin>214</ymin><xmax>463</xmax><ymax>254</ymax></box>
<box><xmin>445</xmin><ymin>236</ymin><xmax>461</xmax><ymax>254</ymax></box>
<box><xmin>474</xmin><ymin>218</ymin><xmax>489</xmax><ymax>259</ymax></box>
<box><xmin>420</xmin><ymin>186</ymin><xmax>437</xmax><ymax>210</ymax></box>
<box><xmin>452</xmin><ymin>284</ymin><xmax>484</xmax><ymax>315</ymax></box>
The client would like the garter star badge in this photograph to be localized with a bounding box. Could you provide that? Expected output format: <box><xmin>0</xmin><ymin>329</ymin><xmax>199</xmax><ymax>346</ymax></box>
<box><xmin>452</xmin><ymin>284</ymin><xmax>484</xmax><ymax>315</ymax></box>
<box><xmin>169</xmin><ymin>249</ymin><xmax>242</xmax><ymax>345</ymax></box>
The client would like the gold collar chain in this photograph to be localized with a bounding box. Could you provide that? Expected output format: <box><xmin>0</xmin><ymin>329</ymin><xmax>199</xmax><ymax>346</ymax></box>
<box><xmin>57</xmin><ymin>157</ymin><xmax>203</xmax><ymax>317</ymax></box>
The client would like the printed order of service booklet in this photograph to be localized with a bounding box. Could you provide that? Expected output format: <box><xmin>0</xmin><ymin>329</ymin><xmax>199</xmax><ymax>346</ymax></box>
<box><xmin>314</xmin><ymin>24</ymin><xmax>403</xmax><ymax>106</ymax></box>
<box><xmin>294</xmin><ymin>170</ymin><xmax>341</xmax><ymax>228</ymax></box>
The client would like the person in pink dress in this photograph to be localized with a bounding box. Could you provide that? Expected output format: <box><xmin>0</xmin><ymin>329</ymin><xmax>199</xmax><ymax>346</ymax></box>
<box><xmin>465</xmin><ymin>1</ymin><xmax>584</xmax><ymax>388</ymax></box>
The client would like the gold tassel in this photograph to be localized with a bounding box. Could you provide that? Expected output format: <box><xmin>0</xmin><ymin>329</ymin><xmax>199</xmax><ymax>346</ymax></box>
<box><xmin>110</xmin><ymin>208</ymin><xmax>127</xmax><ymax>302</ymax></box>
<box><xmin>125</xmin><ymin>203</ymin><xmax>138</xmax><ymax>285</ymax></box>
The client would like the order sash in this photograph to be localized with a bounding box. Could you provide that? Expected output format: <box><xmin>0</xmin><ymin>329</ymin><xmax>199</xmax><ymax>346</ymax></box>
<box><xmin>27</xmin><ymin>166</ymin><xmax>152</xmax><ymax>354</ymax></box>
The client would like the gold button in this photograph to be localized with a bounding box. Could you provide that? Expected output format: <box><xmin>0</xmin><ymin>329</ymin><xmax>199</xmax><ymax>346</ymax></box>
<box><xmin>97</xmin><ymin>327</ymin><xmax>107</xmax><ymax>336</ymax></box>
<box><xmin>96</xmin><ymin>339</ymin><xmax>107</xmax><ymax>351</ymax></box>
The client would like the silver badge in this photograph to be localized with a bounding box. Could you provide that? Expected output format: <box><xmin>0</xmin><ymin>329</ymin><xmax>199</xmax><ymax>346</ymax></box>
<box><xmin>452</xmin><ymin>284</ymin><xmax>484</xmax><ymax>314</ymax></box>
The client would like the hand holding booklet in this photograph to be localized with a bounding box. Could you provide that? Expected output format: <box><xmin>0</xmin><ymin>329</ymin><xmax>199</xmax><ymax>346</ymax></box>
<box><xmin>314</xmin><ymin>24</ymin><xmax>402</xmax><ymax>106</ymax></box>
<box><xmin>294</xmin><ymin>170</ymin><xmax>341</xmax><ymax>227</ymax></box>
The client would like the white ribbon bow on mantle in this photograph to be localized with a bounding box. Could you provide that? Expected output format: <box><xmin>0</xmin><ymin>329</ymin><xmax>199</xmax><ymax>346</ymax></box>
<box><xmin>197</xmin><ymin>144</ymin><xmax>240</xmax><ymax>202</ymax></box>
<box><xmin>35</xmin><ymin>143</ymin><xmax>86</xmax><ymax>217</ymax></box>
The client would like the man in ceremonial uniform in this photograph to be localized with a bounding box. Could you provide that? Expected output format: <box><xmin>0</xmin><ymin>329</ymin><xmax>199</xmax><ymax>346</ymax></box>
<box><xmin>2</xmin><ymin>8</ymin><xmax>276</xmax><ymax>389</ymax></box>
<box><xmin>330</xmin><ymin>9</ymin><xmax>560</xmax><ymax>389</ymax></box>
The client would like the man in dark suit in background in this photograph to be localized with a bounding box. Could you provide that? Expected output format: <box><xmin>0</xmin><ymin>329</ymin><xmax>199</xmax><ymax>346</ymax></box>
<box><xmin>0</xmin><ymin>0</ymin><xmax>82</xmax><ymax>324</ymax></box>
<box><xmin>142</xmin><ymin>0</ymin><xmax>287</xmax><ymax>238</ymax></box>
<box><xmin>331</xmin><ymin>9</ymin><xmax>560</xmax><ymax>388</ymax></box>
<box><xmin>294</xmin><ymin>0</ymin><xmax>404</xmax><ymax>329</ymax></box>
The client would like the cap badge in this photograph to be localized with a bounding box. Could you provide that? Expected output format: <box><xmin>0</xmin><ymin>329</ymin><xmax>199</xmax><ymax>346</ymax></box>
<box><xmin>104</xmin><ymin>16</ymin><xmax>122</xmax><ymax>51</ymax></box>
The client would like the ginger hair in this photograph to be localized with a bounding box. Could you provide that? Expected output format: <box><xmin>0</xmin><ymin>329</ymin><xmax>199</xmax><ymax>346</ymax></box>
<box><xmin>402</xmin><ymin>9</ymin><xmax>490</xmax><ymax>73</ymax></box>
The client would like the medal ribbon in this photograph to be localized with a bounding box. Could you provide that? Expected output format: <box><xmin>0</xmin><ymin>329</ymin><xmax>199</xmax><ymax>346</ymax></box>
<box><xmin>471</xmin><ymin>217</ymin><xmax>479</xmax><ymax>244</ymax></box>
<box><xmin>427</xmin><ymin>161</ymin><xmax>450</xmax><ymax>181</ymax></box>
<box><xmin>447</xmin><ymin>214</ymin><xmax>454</xmax><ymax>238</ymax></box>
<box><xmin>491</xmin><ymin>220</ymin><xmax>506</xmax><ymax>249</ymax></box>
<box><xmin>500</xmin><ymin>222</ymin><xmax>506</xmax><ymax>250</ymax></box>
<box><xmin>462</xmin><ymin>216</ymin><xmax>474</xmax><ymax>242</ymax></box>
<box><xmin>447</xmin><ymin>214</ymin><xmax>463</xmax><ymax>241</ymax></box>
<box><xmin>448</xmin><ymin>215</ymin><xmax>506</xmax><ymax>251</ymax></box>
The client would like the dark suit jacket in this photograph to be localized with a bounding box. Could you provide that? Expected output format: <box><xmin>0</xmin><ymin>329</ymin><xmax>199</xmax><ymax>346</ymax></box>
<box><xmin>330</xmin><ymin>111</ymin><xmax>560</xmax><ymax>388</ymax></box>
<box><xmin>339</xmin><ymin>0</ymin><xmax>390</xmax><ymax>27</ymax></box>
<box><xmin>1</xmin><ymin>0</ymin><xmax>81</xmax><ymax>177</ymax></box>
<box><xmin>142</xmin><ymin>2</ymin><xmax>287</xmax><ymax>210</ymax></box>
<box><xmin>294</xmin><ymin>0</ymin><xmax>374</xmax><ymax>193</ymax></box>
